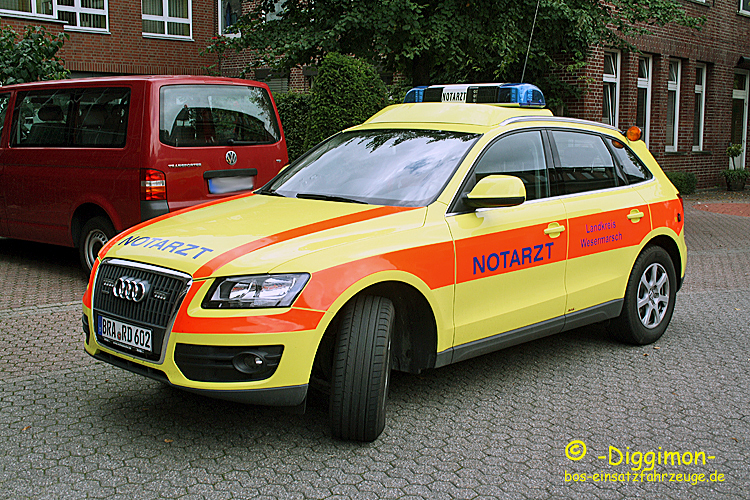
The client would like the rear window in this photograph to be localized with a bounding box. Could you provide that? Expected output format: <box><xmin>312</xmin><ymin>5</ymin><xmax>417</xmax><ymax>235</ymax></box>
<box><xmin>159</xmin><ymin>84</ymin><xmax>281</xmax><ymax>147</ymax></box>
<box><xmin>11</xmin><ymin>87</ymin><xmax>130</xmax><ymax>148</ymax></box>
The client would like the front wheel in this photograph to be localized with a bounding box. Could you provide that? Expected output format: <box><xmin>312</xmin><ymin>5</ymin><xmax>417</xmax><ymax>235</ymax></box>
<box><xmin>329</xmin><ymin>295</ymin><xmax>394</xmax><ymax>442</ymax></box>
<box><xmin>612</xmin><ymin>245</ymin><xmax>677</xmax><ymax>345</ymax></box>
<box><xmin>79</xmin><ymin>216</ymin><xmax>115</xmax><ymax>274</ymax></box>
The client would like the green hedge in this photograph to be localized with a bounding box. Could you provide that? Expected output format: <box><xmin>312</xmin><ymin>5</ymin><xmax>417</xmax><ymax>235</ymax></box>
<box><xmin>304</xmin><ymin>53</ymin><xmax>388</xmax><ymax>150</ymax></box>
<box><xmin>665</xmin><ymin>171</ymin><xmax>697</xmax><ymax>195</ymax></box>
<box><xmin>273</xmin><ymin>92</ymin><xmax>312</xmax><ymax>163</ymax></box>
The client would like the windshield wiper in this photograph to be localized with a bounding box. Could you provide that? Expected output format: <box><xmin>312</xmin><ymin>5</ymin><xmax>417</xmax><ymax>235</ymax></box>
<box><xmin>255</xmin><ymin>188</ymin><xmax>285</xmax><ymax>197</ymax></box>
<box><xmin>296</xmin><ymin>193</ymin><xmax>367</xmax><ymax>204</ymax></box>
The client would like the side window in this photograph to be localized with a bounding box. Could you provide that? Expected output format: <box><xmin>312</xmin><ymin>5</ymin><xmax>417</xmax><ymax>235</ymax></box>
<box><xmin>607</xmin><ymin>138</ymin><xmax>653</xmax><ymax>184</ymax></box>
<box><xmin>74</xmin><ymin>88</ymin><xmax>130</xmax><ymax>148</ymax></box>
<box><xmin>551</xmin><ymin>131</ymin><xmax>618</xmax><ymax>195</ymax></box>
<box><xmin>12</xmin><ymin>90</ymin><xmax>74</xmax><ymax>147</ymax></box>
<box><xmin>0</xmin><ymin>93</ymin><xmax>9</xmax><ymax>140</ymax></box>
<box><xmin>474</xmin><ymin>130</ymin><xmax>549</xmax><ymax>201</ymax></box>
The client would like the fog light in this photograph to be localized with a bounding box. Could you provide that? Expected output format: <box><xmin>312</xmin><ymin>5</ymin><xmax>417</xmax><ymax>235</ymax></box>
<box><xmin>233</xmin><ymin>351</ymin><xmax>268</xmax><ymax>375</ymax></box>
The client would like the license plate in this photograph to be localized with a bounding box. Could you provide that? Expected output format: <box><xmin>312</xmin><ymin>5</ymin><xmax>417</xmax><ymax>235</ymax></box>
<box><xmin>98</xmin><ymin>315</ymin><xmax>152</xmax><ymax>353</ymax></box>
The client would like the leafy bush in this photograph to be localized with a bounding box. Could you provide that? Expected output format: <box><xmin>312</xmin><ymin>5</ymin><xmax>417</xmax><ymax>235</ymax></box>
<box><xmin>304</xmin><ymin>53</ymin><xmax>388</xmax><ymax>150</ymax></box>
<box><xmin>273</xmin><ymin>92</ymin><xmax>312</xmax><ymax>163</ymax></box>
<box><xmin>665</xmin><ymin>171</ymin><xmax>697</xmax><ymax>195</ymax></box>
<box><xmin>0</xmin><ymin>25</ymin><xmax>69</xmax><ymax>85</ymax></box>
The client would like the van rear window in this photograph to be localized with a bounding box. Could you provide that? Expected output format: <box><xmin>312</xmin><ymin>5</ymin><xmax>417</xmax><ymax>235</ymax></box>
<box><xmin>11</xmin><ymin>88</ymin><xmax>130</xmax><ymax>148</ymax></box>
<box><xmin>159</xmin><ymin>84</ymin><xmax>281</xmax><ymax>147</ymax></box>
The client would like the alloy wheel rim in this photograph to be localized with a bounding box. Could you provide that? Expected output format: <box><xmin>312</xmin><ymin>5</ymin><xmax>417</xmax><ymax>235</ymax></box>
<box><xmin>636</xmin><ymin>262</ymin><xmax>670</xmax><ymax>329</ymax></box>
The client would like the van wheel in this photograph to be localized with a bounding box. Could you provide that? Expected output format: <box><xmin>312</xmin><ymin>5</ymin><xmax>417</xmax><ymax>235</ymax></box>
<box><xmin>79</xmin><ymin>216</ymin><xmax>115</xmax><ymax>273</ymax></box>
<box><xmin>612</xmin><ymin>246</ymin><xmax>676</xmax><ymax>345</ymax></box>
<box><xmin>330</xmin><ymin>295</ymin><xmax>394</xmax><ymax>442</ymax></box>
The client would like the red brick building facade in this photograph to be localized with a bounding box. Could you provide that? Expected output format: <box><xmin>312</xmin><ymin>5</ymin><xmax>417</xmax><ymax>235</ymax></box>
<box><xmin>1</xmin><ymin>0</ymin><xmax>218</xmax><ymax>76</ymax></box>
<box><xmin>562</xmin><ymin>1</ymin><xmax>750</xmax><ymax>188</ymax></box>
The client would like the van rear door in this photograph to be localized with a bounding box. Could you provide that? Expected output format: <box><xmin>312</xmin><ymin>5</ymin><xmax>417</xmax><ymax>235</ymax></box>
<box><xmin>151</xmin><ymin>83</ymin><xmax>287</xmax><ymax>212</ymax></box>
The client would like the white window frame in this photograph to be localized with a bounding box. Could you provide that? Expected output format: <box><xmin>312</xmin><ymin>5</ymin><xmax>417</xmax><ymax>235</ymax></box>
<box><xmin>666</xmin><ymin>59</ymin><xmax>681</xmax><ymax>153</ymax></box>
<box><xmin>0</xmin><ymin>0</ymin><xmax>55</xmax><ymax>20</ymax></box>
<box><xmin>732</xmin><ymin>70</ymin><xmax>749</xmax><ymax>169</ymax></box>
<box><xmin>218</xmin><ymin>0</ymin><xmax>240</xmax><ymax>37</ymax></box>
<box><xmin>741</xmin><ymin>0</ymin><xmax>750</xmax><ymax>16</ymax></box>
<box><xmin>57</xmin><ymin>0</ymin><xmax>109</xmax><ymax>32</ymax></box>
<box><xmin>142</xmin><ymin>0</ymin><xmax>193</xmax><ymax>40</ymax></box>
<box><xmin>602</xmin><ymin>50</ymin><xmax>621</xmax><ymax>127</ymax></box>
<box><xmin>636</xmin><ymin>55</ymin><xmax>652</xmax><ymax>146</ymax></box>
<box><xmin>693</xmin><ymin>63</ymin><xmax>707</xmax><ymax>152</ymax></box>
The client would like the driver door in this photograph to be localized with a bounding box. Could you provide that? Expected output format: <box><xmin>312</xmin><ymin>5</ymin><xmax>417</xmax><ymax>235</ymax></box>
<box><xmin>447</xmin><ymin>130</ymin><xmax>568</xmax><ymax>358</ymax></box>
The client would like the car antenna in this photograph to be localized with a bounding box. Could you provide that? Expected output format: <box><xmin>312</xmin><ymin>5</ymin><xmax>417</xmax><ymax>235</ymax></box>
<box><xmin>521</xmin><ymin>0</ymin><xmax>542</xmax><ymax>84</ymax></box>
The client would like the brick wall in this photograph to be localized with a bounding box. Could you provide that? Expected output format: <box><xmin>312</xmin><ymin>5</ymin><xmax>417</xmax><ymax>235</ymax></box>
<box><xmin>1</xmin><ymin>0</ymin><xmax>218</xmax><ymax>76</ymax></box>
<box><xmin>561</xmin><ymin>0</ymin><xmax>750</xmax><ymax>188</ymax></box>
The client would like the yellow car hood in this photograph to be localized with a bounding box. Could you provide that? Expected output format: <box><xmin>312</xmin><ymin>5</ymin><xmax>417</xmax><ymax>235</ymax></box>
<box><xmin>102</xmin><ymin>194</ymin><xmax>426</xmax><ymax>278</ymax></box>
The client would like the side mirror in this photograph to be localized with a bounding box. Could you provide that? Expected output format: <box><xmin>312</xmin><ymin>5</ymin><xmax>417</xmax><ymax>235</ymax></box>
<box><xmin>463</xmin><ymin>175</ymin><xmax>526</xmax><ymax>209</ymax></box>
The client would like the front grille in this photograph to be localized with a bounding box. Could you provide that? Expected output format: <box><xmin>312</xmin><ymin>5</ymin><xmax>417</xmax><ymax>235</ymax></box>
<box><xmin>92</xmin><ymin>259</ymin><xmax>191</xmax><ymax>361</ymax></box>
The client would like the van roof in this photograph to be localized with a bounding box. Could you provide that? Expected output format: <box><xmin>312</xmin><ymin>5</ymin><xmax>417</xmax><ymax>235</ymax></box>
<box><xmin>0</xmin><ymin>75</ymin><xmax>269</xmax><ymax>91</ymax></box>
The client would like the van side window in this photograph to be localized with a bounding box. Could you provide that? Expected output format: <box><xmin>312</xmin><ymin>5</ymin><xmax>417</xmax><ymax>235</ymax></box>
<box><xmin>606</xmin><ymin>138</ymin><xmax>653</xmax><ymax>184</ymax></box>
<box><xmin>551</xmin><ymin>130</ymin><xmax>618</xmax><ymax>194</ymax></box>
<box><xmin>13</xmin><ymin>90</ymin><xmax>74</xmax><ymax>147</ymax></box>
<box><xmin>160</xmin><ymin>85</ymin><xmax>282</xmax><ymax>147</ymax></box>
<box><xmin>474</xmin><ymin>130</ymin><xmax>549</xmax><ymax>201</ymax></box>
<box><xmin>75</xmin><ymin>88</ymin><xmax>130</xmax><ymax>148</ymax></box>
<box><xmin>0</xmin><ymin>93</ymin><xmax>9</xmax><ymax>139</ymax></box>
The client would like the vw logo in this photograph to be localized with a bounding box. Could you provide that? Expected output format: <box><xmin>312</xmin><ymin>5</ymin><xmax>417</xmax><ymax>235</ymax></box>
<box><xmin>113</xmin><ymin>276</ymin><xmax>150</xmax><ymax>303</ymax></box>
<box><xmin>225</xmin><ymin>150</ymin><xmax>238</xmax><ymax>166</ymax></box>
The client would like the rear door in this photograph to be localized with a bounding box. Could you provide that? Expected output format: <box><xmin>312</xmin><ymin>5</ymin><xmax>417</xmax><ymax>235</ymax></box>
<box><xmin>549</xmin><ymin>130</ymin><xmax>652</xmax><ymax>321</ymax></box>
<box><xmin>152</xmin><ymin>83</ymin><xmax>287</xmax><ymax>212</ymax></box>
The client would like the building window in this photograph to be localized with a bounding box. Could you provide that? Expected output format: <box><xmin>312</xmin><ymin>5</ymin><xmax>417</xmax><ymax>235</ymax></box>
<box><xmin>693</xmin><ymin>64</ymin><xmax>707</xmax><ymax>151</ymax></box>
<box><xmin>142</xmin><ymin>0</ymin><xmax>191</xmax><ymax>38</ymax></box>
<box><xmin>732</xmin><ymin>71</ymin><xmax>749</xmax><ymax>169</ymax></box>
<box><xmin>602</xmin><ymin>51</ymin><xmax>620</xmax><ymax>127</ymax></box>
<box><xmin>218</xmin><ymin>0</ymin><xmax>240</xmax><ymax>35</ymax></box>
<box><xmin>636</xmin><ymin>55</ymin><xmax>652</xmax><ymax>145</ymax></box>
<box><xmin>741</xmin><ymin>0</ymin><xmax>750</xmax><ymax>15</ymax></box>
<box><xmin>57</xmin><ymin>0</ymin><xmax>107</xmax><ymax>31</ymax></box>
<box><xmin>666</xmin><ymin>59</ymin><xmax>681</xmax><ymax>152</ymax></box>
<box><xmin>0</xmin><ymin>0</ymin><xmax>53</xmax><ymax>17</ymax></box>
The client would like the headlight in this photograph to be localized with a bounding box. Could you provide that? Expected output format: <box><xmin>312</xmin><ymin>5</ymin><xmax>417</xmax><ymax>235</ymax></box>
<box><xmin>202</xmin><ymin>274</ymin><xmax>310</xmax><ymax>309</ymax></box>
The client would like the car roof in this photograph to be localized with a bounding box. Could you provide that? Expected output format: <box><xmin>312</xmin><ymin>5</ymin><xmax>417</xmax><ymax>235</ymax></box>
<box><xmin>0</xmin><ymin>75</ymin><xmax>267</xmax><ymax>91</ymax></box>
<box><xmin>359</xmin><ymin>102</ymin><xmax>555</xmax><ymax>133</ymax></box>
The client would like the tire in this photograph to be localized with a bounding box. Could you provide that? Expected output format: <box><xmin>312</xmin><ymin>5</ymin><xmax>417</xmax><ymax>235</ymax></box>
<box><xmin>330</xmin><ymin>295</ymin><xmax>394</xmax><ymax>442</ymax></box>
<box><xmin>612</xmin><ymin>245</ymin><xmax>677</xmax><ymax>345</ymax></box>
<box><xmin>79</xmin><ymin>216</ymin><xmax>115</xmax><ymax>274</ymax></box>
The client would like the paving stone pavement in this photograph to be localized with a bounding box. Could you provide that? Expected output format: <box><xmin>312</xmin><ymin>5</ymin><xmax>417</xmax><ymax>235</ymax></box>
<box><xmin>0</xmin><ymin>192</ymin><xmax>749</xmax><ymax>499</ymax></box>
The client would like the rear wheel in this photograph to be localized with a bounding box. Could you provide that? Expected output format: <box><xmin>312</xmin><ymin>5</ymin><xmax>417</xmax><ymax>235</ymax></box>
<box><xmin>612</xmin><ymin>246</ymin><xmax>676</xmax><ymax>345</ymax></box>
<box><xmin>79</xmin><ymin>216</ymin><xmax>115</xmax><ymax>274</ymax></box>
<box><xmin>330</xmin><ymin>295</ymin><xmax>394</xmax><ymax>442</ymax></box>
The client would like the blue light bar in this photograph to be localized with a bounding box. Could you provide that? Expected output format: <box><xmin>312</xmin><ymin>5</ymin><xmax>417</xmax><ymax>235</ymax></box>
<box><xmin>403</xmin><ymin>83</ymin><xmax>546</xmax><ymax>108</ymax></box>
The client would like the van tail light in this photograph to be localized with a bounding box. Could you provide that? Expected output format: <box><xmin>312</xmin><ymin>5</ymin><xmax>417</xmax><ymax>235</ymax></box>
<box><xmin>141</xmin><ymin>169</ymin><xmax>166</xmax><ymax>201</ymax></box>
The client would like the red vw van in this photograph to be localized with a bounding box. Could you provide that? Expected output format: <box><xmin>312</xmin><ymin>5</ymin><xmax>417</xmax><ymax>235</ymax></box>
<box><xmin>0</xmin><ymin>75</ymin><xmax>288</xmax><ymax>271</ymax></box>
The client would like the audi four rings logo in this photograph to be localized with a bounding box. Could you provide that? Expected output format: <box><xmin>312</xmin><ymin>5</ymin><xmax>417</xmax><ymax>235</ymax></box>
<box><xmin>113</xmin><ymin>277</ymin><xmax>150</xmax><ymax>302</ymax></box>
<box><xmin>225</xmin><ymin>150</ymin><xmax>238</xmax><ymax>165</ymax></box>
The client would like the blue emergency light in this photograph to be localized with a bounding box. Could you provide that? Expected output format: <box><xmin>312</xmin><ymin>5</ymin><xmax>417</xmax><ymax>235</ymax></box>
<box><xmin>403</xmin><ymin>83</ymin><xmax>546</xmax><ymax>108</ymax></box>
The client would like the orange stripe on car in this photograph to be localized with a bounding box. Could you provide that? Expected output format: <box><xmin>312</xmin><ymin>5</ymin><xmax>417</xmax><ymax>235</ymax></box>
<box><xmin>192</xmin><ymin>206</ymin><xmax>417</xmax><ymax>279</ymax></box>
<box><xmin>567</xmin><ymin>204</ymin><xmax>652</xmax><ymax>260</ymax></box>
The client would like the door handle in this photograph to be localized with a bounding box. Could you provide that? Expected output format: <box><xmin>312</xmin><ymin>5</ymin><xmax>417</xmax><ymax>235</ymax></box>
<box><xmin>544</xmin><ymin>222</ymin><xmax>566</xmax><ymax>238</ymax></box>
<box><xmin>627</xmin><ymin>209</ymin><xmax>645</xmax><ymax>222</ymax></box>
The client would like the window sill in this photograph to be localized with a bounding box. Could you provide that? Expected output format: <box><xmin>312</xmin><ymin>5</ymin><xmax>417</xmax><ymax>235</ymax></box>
<box><xmin>664</xmin><ymin>150</ymin><xmax>688</xmax><ymax>156</ymax></box>
<box><xmin>142</xmin><ymin>33</ymin><xmax>194</xmax><ymax>42</ymax></box>
<box><xmin>64</xmin><ymin>27</ymin><xmax>110</xmax><ymax>34</ymax></box>
<box><xmin>0</xmin><ymin>10</ymin><xmax>66</xmax><ymax>24</ymax></box>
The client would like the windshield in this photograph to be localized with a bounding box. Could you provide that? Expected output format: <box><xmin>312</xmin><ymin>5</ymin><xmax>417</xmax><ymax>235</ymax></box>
<box><xmin>160</xmin><ymin>84</ymin><xmax>281</xmax><ymax>147</ymax></box>
<box><xmin>264</xmin><ymin>129</ymin><xmax>480</xmax><ymax>207</ymax></box>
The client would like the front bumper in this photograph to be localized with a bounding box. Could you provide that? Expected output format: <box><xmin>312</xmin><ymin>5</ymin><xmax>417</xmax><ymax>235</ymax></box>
<box><xmin>83</xmin><ymin>305</ymin><xmax>326</xmax><ymax>406</ymax></box>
